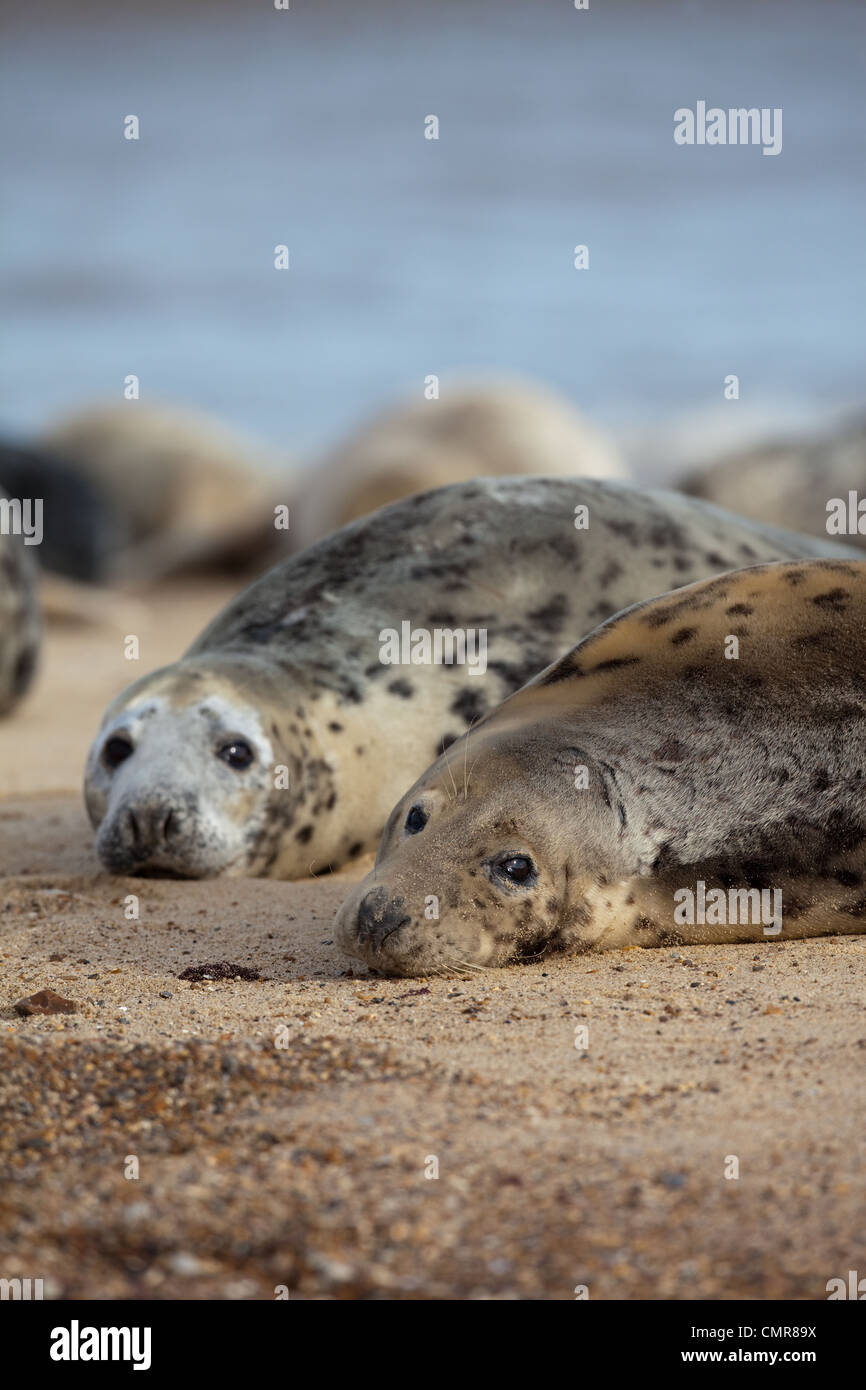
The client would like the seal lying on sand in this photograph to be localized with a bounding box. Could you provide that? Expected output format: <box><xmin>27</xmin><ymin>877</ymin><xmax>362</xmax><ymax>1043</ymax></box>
<box><xmin>85</xmin><ymin>477</ymin><xmax>858</xmax><ymax>879</ymax></box>
<box><xmin>0</xmin><ymin>493</ymin><xmax>40</xmax><ymax>716</ymax></box>
<box><xmin>290</xmin><ymin>379</ymin><xmax>627</xmax><ymax>551</ymax></box>
<box><xmin>679</xmin><ymin>415</ymin><xmax>866</xmax><ymax>547</ymax></box>
<box><xmin>336</xmin><ymin>559</ymin><xmax>866</xmax><ymax>975</ymax></box>
<box><xmin>41</xmin><ymin>403</ymin><xmax>288</xmax><ymax>585</ymax></box>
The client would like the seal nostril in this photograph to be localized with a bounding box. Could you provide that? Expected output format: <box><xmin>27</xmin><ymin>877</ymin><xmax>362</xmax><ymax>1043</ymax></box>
<box><xmin>356</xmin><ymin>890</ymin><xmax>384</xmax><ymax>938</ymax></box>
<box><xmin>163</xmin><ymin>810</ymin><xmax>176</xmax><ymax>842</ymax></box>
<box><xmin>356</xmin><ymin>889</ymin><xmax>409</xmax><ymax>950</ymax></box>
<box><xmin>127</xmin><ymin>809</ymin><xmax>140</xmax><ymax>847</ymax></box>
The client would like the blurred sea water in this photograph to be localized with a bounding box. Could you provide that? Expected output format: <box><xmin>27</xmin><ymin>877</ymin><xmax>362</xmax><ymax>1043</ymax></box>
<box><xmin>1</xmin><ymin>0</ymin><xmax>864</xmax><ymax>475</ymax></box>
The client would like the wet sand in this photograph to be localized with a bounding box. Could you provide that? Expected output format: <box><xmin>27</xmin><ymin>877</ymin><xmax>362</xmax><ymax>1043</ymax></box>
<box><xmin>1</xmin><ymin>586</ymin><xmax>864</xmax><ymax>1299</ymax></box>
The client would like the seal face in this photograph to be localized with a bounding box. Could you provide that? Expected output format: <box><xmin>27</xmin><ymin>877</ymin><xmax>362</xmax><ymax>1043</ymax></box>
<box><xmin>0</xmin><ymin>492</ymin><xmax>40</xmax><ymax>718</ymax></box>
<box><xmin>84</xmin><ymin>662</ymin><xmax>283</xmax><ymax>876</ymax></box>
<box><xmin>85</xmin><ymin>477</ymin><xmax>860</xmax><ymax>879</ymax></box>
<box><xmin>335</xmin><ymin>559</ymin><xmax>866</xmax><ymax>975</ymax></box>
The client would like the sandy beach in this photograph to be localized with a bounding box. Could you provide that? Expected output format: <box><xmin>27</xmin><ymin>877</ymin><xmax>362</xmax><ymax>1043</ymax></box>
<box><xmin>0</xmin><ymin>582</ymin><xmax>864</xmax><ymax>1301</ymax></box>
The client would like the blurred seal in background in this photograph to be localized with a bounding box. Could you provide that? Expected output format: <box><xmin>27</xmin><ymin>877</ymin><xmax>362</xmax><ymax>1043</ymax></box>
<box><xmin>679</xmin><ymin>414</ymin><xmax>866</xmax><ymax>548</ymax></box>
<box><xmin>290</xmin><ymin>378</ymin><xmax>627</xmax><ymax>551</ymax></box>
<box><xmin>0</xmin><ymin>489</ymin><xmax>40</xmax><ymax>717</ymax></box>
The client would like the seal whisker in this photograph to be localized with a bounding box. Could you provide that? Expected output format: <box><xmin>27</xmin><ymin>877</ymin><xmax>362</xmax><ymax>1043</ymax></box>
<box><xmin>441</xmin><ymin>743</ymin><xmax>459</xmax><ymax>803</ymax></box>
<box><xmin>449</xmin><ymin>956</ymin><xmax>488</xmax><ymax>974</ymax></box>
<box><xmin>462</xmin><ymin>723</ymin><xmax>472</xmax><ymax>801</ymax></box>
<box><xmin>465</xmin><ymin>748</ymin><xmax>484</xmax><ymax>797</ymax></box>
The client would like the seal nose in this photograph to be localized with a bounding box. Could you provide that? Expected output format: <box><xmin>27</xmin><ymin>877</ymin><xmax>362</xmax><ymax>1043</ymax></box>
<box><xmin>99</xmin><ymin>797</ymin><xmax>192</xmax><ymax>871</ymax></box>
<box><xmin>123</xmin><ymin>804</ymin><xmax>179</xmax><ymax>857</ymax></box>
<box><xmin>356</xmin><ymin>888</ymin><xmax>409</xmax><ymax>950</ymax></box>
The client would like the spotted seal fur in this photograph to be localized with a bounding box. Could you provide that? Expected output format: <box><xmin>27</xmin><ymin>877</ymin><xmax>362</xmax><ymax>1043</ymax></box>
<box><xmin>336</xmin><ymin>559</ymin><xmax>866</xmax><ymax>974</ymax></box>
<box><xmin>85</xmin><ymin>477</ymin><xmax>858</xmax><ymax>878</ymax></box>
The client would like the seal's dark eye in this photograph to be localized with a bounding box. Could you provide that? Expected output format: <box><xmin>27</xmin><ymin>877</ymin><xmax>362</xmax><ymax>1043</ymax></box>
<box><xmin>103</xmin><ymin>735</ymin><xmax>133</xmax><ymax>769</ymax></box>
<box><xmin>405</xmin><ymin>805</ymin><xmax>428</xmax><ymax>835</ymax></box>
<box><xmin>218</xmin><ymin>739</ymin><xmax>255</xmax><ymax>770</ymax></box>
<box><xmin>494</xmin><ymin>855</ymin><xmax>536</xmax><ymax>886</ymax></box>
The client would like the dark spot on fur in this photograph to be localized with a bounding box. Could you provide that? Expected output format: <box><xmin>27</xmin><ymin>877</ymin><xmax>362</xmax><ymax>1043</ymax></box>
<box><xmin>527</xmin><ymin>594</ymin><xmax>570</xmax><ymax>631</ymax></box>
<box><xmin>591</xmin><ymin>656</ymin><xmax>641</xmax><ymax>674</ymax></box>
<box><xmin>605</xmin><ymin>518</ymin><xmax>639</xmax><ymax>542</ymax></box>
<box><xmin>656</xmin><ymin>737</ymin><xmax>686</xmax><ymax>761</ymax></box>
<box><xmin>451</xmin><ymin>687</ymin><xmax>487</xmax><ymax>724</ymax></box>
<box><xmin>328</xmin><ymin>721</ymin><xmax>344</xmax><ymax>732</ymax></box>
<box><xmin>387</xmin><ymin>678</ymin><xmax>414</xmax><ymax>698</ymax></box>
<box><xmin>597</xmin><ymin>558</ymin><xmax>624</xmax><ymax>589</ymax></box>
<box><xmin>812</xmin><ymin>588</ymin><xmax>849</xmax><ymax>611</ymax></box>
<box><xmin>488</xmin><ymin>656</ymin><xmax>554</xmax><ymax>690</ymax></box>
<box><xmin>644</xmin><ymin>606</ymin><xmax>676</xmax><ymax>629</ymax></box>
<box><xmin>538</xmin><ymin>656</ymin><xmax>581</xmax><ymax>686</ymax></box>
<box><xmin>671</xmin><ymin>627</ymin><xmax>697</xmax><ymax>646</ymax></box>
<box><xmin>295</xmin><ymin>825</ymin><xmax>314</xmax><ymax>844</ymax></box>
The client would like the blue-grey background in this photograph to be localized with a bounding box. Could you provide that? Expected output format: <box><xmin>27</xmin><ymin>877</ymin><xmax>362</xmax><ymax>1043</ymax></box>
<box><xmin>1</xmin><ymin>0</ymin><xmax>864</xmax><ymax>466</ymax></box>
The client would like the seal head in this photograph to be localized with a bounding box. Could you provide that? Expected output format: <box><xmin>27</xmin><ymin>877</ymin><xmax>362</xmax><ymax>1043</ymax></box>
<box><xmin>335</xmin><ymin>729</ymin><xmax>615</xmax><ymax>976</ymax></box>
<box><xmin>85</xmin><ymin>655</ymin><xmax>296</xmax><ymax>876</ymax></box>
